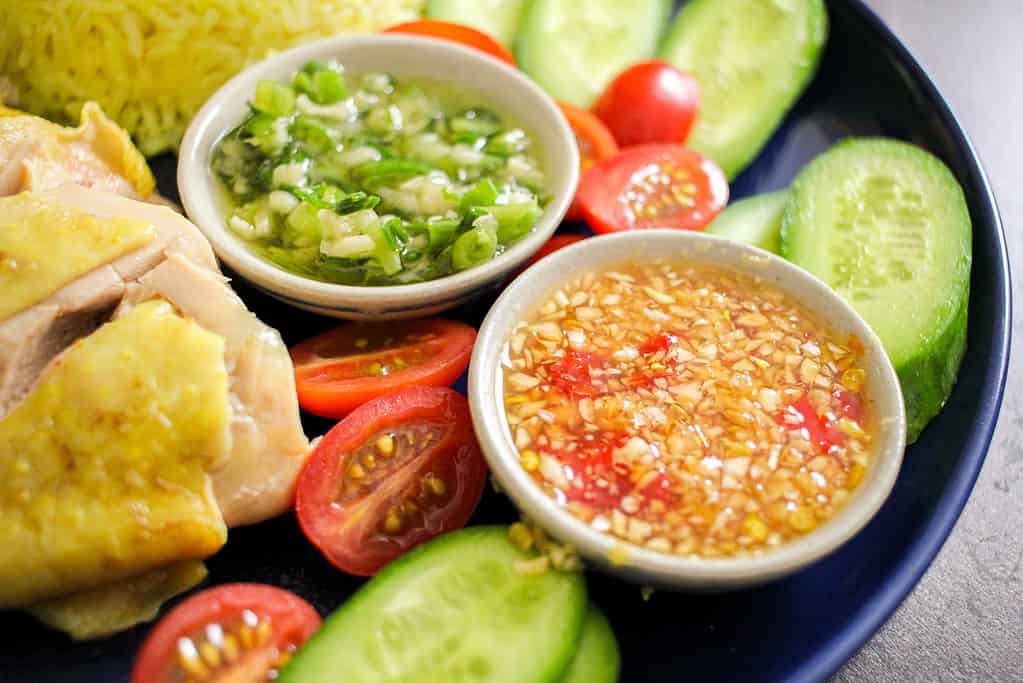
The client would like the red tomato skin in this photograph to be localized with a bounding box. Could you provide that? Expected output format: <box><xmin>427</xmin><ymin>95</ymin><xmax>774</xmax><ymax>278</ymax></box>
<box><xmin>291</xmin><ymin>319</ymin><xmax>476</xmax><ymax>419</ymax></box>
<box><xmin>384</xmin><ymin>20</ymin><xmax>516</xmax><ymax>66</ymax></box>
<box><xmin>594</xmin><ymin>61</ymin><xmax>700</xmax><ymax>147</ymax></box>
<box><xmin>131</xmin><ymin>584</ymin><xmax>321</xmax><ymax>683</ymax></box>
<box><xmin>557</xmin><ymin>102</ymin><xmax>619</xmax><ymax>221</ymax></box>
<box><xmin>514</xmin><ymin>233</ymin><xmax>588</xmax><ymax>277</ymax></box>
<box><xmin>296</xmin><ymin>387</ymin><xmax>487</xmax><ymax>576</ymax></box>
<box><xmin>578</xmin><ymin>144</ymin><xmax>729</xmax><ymax>234</ymax></box>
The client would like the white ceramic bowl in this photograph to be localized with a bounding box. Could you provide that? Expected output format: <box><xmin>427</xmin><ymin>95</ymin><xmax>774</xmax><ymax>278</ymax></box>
<box><xmin>178</xmin><ymin>34</ymin><xmax>578</xmax><ymax>320</ymax></box>
<box><xmin>469</xmin><ymin>230</ymin><xmax>907</xmax><ymax>590</ymax></box>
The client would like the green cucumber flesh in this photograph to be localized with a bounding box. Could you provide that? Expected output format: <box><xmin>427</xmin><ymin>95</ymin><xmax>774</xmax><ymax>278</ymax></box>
<box><xmin>560</xmin><ymin>604</ymin><xmax>620</xmax><ymax>683</ymax></box>
<box><xmin>706</xmin><ymin>190</ymin><xmax>789</xmax><ymax>253</ymax></box>
<box><xmin>780</xmin><ymin>138</ymin><xmax>972</xmax><ymax>442</ymax></box>
<box><xmin>659</xmin><ymin>0</ymin><xmax>828</xmax><ymax>179</ymax></box>
<box><xmin>516</xmin><ymin>0</ymin><xmax>671</xmax><ymax>108</ymax></box>
<box><xmin>426</xmin><ymin>0</ymin><xmax>528</xmax><ymax>47</ymax></box>
<box><xmin>278</xmin><ymin>526</ymin><xmax>588</xmax><ymax>683</ymax></box>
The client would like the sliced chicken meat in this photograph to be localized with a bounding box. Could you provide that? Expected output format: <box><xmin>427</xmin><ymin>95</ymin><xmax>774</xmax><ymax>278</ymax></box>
<box><xmin>0</xmin><ymin>102</ymin><xmax>156</xmax><ymax>199</ymax></box>
<box><xmin>0</xmin><ymin>186</ymin><xmax>215</xmax><ymax>417</ymax></box>
<box><xmin>116</xmin><ymin>254</ymin><xmax>310</xmax><ymax>526</ymax></box>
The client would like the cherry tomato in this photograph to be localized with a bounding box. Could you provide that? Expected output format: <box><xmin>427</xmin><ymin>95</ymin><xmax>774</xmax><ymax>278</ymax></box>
<box><xmin>557</xmin><ymin>102</ymin><xmax>619</xmax><ymax>221</ymax></box>
<box><xmin>296</xmin><ymin>387</ymin><xmax>487</xmax><ymax>576</ymax></box>
<box><xmin>577</xmin><ymin>144</ymin><xmax>728</xmax><ymax>234</ymax></box>
<box><xmin>514</xmin><ymin>233</ymin><xmax>588</xmax><ymax>277</ymax></box>
<box><xmin>291</xmin><ymin>318</ymin><xmax>476</xmax><ymax>419</ymax></box>
<box><xmin>385</xmin><ymin>20</ymin><xmax>516</xmax><ymax>67</ymax></box>
<box><xmin>130</xmin><ymin>584</ymin><xmax>320</xmax><ymax>683</ymax></box>
<box><xmin>594</xmin><ymin>61</ymin><xmax>700</xmax><ymax>147</ymax></box>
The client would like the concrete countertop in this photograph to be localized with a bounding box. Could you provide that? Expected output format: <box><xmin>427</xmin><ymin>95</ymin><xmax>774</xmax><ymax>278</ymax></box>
<box><xmin>836</xmin><ymin>2</ymin><xmax>1021</xmax><ymax>681</ymax></box>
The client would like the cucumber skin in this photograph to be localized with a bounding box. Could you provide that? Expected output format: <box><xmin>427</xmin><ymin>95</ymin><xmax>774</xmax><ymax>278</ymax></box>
<box><xmin>278</xmin><ymin>526</ymin><xmax>588</xmax><ymax>683</ymax></box>
<box><xmin>898</xmin><ymin>283</ymin><xmax>968</xmax><ymax>443</ymax></box>
<box><xmin>780</xmin><ymin>138</ymin><xmax>972</xmax><ymax>443</ymax></box>
<box><xmin>658</xmin><ymin>0</ymin><xmax>829</xmax><ymax>179</ymax></box>
<box><xmin>560</xmin><ymin>604</ymin><xmax>620</xmax><ymax>683</ymax></box>
<box><xmin>515</xmin><ymin>0</ymin><xmax>672</xmax><ymax>108</ymax></box>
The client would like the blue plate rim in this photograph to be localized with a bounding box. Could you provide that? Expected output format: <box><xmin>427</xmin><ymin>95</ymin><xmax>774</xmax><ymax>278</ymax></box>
<box><xmin>787</xmin><ymin>2</ymin><xmax>1012</xmax><ymax>681</ymax></box>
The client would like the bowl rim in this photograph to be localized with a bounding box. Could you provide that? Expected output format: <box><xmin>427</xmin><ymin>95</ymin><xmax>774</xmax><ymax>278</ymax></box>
<box><xmin>469</xmin><ymin>229</ymin><xmax>908</xmax><ymax>588</ymax></box>
<box><xmin>177</xmin><ymin>33</ymin><xmax>578</xmax><ymax>308</ymax></box>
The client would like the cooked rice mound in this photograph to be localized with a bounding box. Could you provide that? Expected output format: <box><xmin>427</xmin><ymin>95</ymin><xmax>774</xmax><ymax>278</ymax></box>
<box><xmin>0</xmin><ymin>0</ymin><xmax>424</xmax><ymax>156</ymax></box>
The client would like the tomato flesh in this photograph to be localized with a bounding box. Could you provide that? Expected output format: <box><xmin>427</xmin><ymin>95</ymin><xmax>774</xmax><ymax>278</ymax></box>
<box><xmin>384</xmin><ymin>20</ymin><xmax>516</xmax><ymax>67</ymax></box>
<box><xmin>594</xmin><ymin>60</ymin><xmax>700</xmax><ymax>147</ymax></box>
<box><xmin>131</xmin><ymin>584</ymin><xmax>320</xmax><ymax>683</ymax></box>
<box><xmin>296</xmin><ymin>387</ymin><xmax>487</xmax><ymax>576</ymax></box>
<box><xmin>578</xmin><ymin>145</ymin><xmax>729</xmax><ymax>234</ymax></box>
<box><xmin>291</xmin><ymin>318</ymin><xmax>475</xmax><ymax>418</ymax></box>
<box><xmin>557</xmin><ymin>102</ymin><xmax>619</xmax><ymax>221</ymax></box>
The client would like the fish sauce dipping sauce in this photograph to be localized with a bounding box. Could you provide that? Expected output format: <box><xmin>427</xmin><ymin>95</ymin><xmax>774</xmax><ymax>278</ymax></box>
<box><xmin>472</xmin><ymin>230</ymin><xmax>907</xmax><ymax>588</ymax></box>
<box><xmin>503</xmin><ymin>260</ymin><xmax>873</xmax><ymax>558</ymax></box>
<box><xmin>211</xmin><ymin>59</ymin><xmax>548</xmax><ymax>286</ymax></box>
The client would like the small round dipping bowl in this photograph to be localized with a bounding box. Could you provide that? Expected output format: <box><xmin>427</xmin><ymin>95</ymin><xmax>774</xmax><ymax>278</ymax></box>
<box><xmin>179</xmin><ymin>34</ymin><xmax>578</xmax><ymax>320</ymax></box>
<box><xmin>469</xmin><ymin>229</ymin><xmax>907</xmax><ymax>590</ymax></box>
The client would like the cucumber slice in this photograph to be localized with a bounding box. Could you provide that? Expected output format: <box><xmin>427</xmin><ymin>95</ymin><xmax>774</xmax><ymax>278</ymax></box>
<box><xmin>659</xmin><ymin>0</ymin><xmax>828</xmax><ymax>179</ymax></box>
<box><xmin>426</xmin><ymin>0</ymin><xmax>528</xmax><ymax>47</ymax></box>
<box><xmin>516</xmin><ymin>0</ymin><xmax>671</xmax><ymax>108</ymax></box>
<box><xmin>279</xmin><ymin>526</ymin><xmax>588</xmax><ymax>683</ymax></box>
<box><xmin>706</xmin><ymin>190</ymin><xmax>789</xmax><ymax>254</ymax></box>
<box><xmin>560</xmin><ymin>604</ymin><xmax>620</xmax><ymax>683</ymax></box>
<box><xmin>780</xmin><ymin>138</ymin><xmax>972</xmax><ymax>442</ymax></box>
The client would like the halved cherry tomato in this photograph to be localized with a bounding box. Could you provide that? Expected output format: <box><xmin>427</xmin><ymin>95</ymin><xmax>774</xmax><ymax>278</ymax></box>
<box><xmin>514</xmin><ymin>233</ymin><xmax>588</xmax><ymax>277</ymax></box>
<box><xmin>577</xmin><ymin>144</ymin><xmax>728</xmax><ymax>234</ymax></box>
<box><xmin>594</xmin><ymin>61</ymin><xmax>700</xmax><ymax>147</ymax></box>
<box><xmin>296</xmin><ymin>386</ymin><xmax>487</xmax><ymax>576</ymax></box>
<box><xmin>290</xmin><ymin>318</ymin><xmax>476</xmax><ymax>419</ymax></box>
<box><xmin>130</xmin><ymin>584</ymin><xmax>320</xmax><ymax>683</ymax></box>
<box><xmin>385</xmin><ymin>20</ymin><xmax>516</xmax><ymax>67</ymax></box>
<box><xmin>557</xmin><ymin>102</ymin><xmax>619</xmax><ymax>221</ymax></box>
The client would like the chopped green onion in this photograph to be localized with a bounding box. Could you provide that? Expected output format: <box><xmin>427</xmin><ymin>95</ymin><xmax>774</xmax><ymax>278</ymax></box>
<box><xmin>336</xmin><ymin>191</ymin><xmax>381</xmax><ymax>214</ymax></box>
<box><xmin>380</xmin><ymin>217</ymin><xmax>404</xmax><ymax>251</ymax></box>
<box><xmin>244</xmin><ymin>112</ymin><xmax>277</xmax><ymax>137</ymax></box>
<box><xmin>253</xmin><ymin>81</ymin><xmax>296</xmax><ymax>117</ymax></box>
<box><xmin>292</xmin><ymin>71</ymin><xmax>313</xmax><ymax>96</ymax></box>
<box><xmin>301</xmin><ymin>60</ymin><xmax>331</xmax><ymax>75</ymax></box>
<box><xmin>490</xmin><ymin>203</ymin><xmax>543</xmax><ymax>244</ymax></box>
<box><xmin>290</xmin><ymin>116</ymin><xmax>334</xmax><ymax>153</ymax></box>
<box><xmin>280</xmin><ymin>184</ymin><xmax>331</xmax><ymax>210</ymax></box>
<box><xmin>486</xmin><ymin>129</ymin><xmax>529</xmax><ymax>157</ymax></box>
<box><xmin>282</xmin><ymin>203</ymin><xmax>322</xmax><ymax>247</ymax></box>
<box><xmin>311</xmin><ymin>69</ymin><xmax>347</xmax><ymax>104</ymax></box>
<box><xmin>354</xmin><ymin>158</ymin><xmax>433</xmax><ymax>191</ymax></box>
<box><xmin>364</xmin><ymin>222</ymin><xmax>403</xmax><ymax>275</ymax></box>
<box><xmin>459</xmin><ymin>178</ymin><xmax>499</xmax><ymax>211</ymax></box>
<box><xmin>452</xmin><ymin>226</ymin><xmax>498</xmax><ymax>271</ymax></box>
<box><xmin>310</xmin><ymin>183</ymin><xmax>347</xmax><ymax>206</ymax></box>
<box><xmin>424</xmin><ymin>217</ymin><xmax>459</xmax><ymax>250</ymax></box>
<box><xmin>451</xmin><ymin>108</ymin><xmax>502</xmax><ymax>137</ymax></box>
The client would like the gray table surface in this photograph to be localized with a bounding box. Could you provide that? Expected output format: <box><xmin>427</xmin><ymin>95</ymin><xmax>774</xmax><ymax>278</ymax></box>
<box><xmin>833</xmin><ymin>1</ymin><xmax>1022</xmax><ymax>681</ymax></box>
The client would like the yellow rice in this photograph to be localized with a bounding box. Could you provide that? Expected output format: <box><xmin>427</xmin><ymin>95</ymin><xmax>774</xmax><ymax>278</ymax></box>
<box><xmin>0</xmin><ymin>0</ymin><xmax>424</xmax><ymax>156</ymax></box>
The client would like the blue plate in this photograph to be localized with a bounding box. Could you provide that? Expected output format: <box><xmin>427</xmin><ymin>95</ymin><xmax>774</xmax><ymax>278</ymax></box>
<box><xmin>0</xmin><ymin>1</ymin><xmax>1009</xmax><ymax>681</ymax></box>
